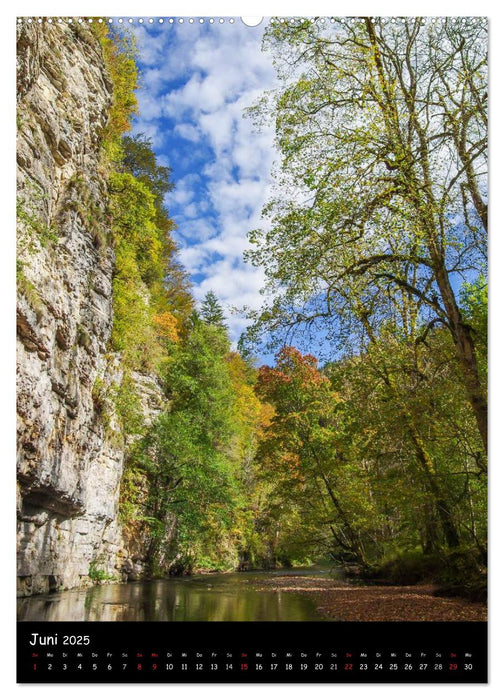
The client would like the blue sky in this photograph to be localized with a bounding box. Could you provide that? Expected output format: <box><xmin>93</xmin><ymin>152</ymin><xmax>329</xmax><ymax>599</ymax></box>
<box><xmin>130</xmin><ymin>19</ymin><xmax>278</xmax><ymax>344</ymax></box>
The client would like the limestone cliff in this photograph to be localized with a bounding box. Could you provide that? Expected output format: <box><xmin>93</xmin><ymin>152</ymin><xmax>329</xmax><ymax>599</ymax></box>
<box><xmin>16</xmin><ymin>21</ymin><xmax>163</xmax><ymax>596</ymax></box>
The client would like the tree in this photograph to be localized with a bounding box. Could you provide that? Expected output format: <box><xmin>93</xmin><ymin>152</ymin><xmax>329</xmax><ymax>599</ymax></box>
<box><xmin>92</xmin><ymin>23</ymin><xmax>138</xmax><ymax>159</ymax></box>
<box><xmin>245</xmin><ymin>17</ymin><xmax>487</xmax><ymax>451</ymax></box>
<box><xmin>113</xmin><ymin>133</ymin><xmax>194</xmax><ymax>354</ymax></box>
<box><xmin>255</xmin><ymin>346</ymin><xmax>375</xmax><ymax>565</ymax></box>
<box><xmin>125</xmin><ymin>315</ymin><xmax>235</xmax><ymax>570</ymax></box>
<box><xmin>201</xmin><ymin>290</ymin><xmax>227</xmax><ymax>328</ymax></box>
<box><xmin>122</xmin><ymin>314</ymin><xmax>266</xmax><ymax>573</ymax></box>
<box><xmin>460</xmin><ymin>275</ymin><xmax>487</xmax><ymax>380</ymax></box>
<box><xmin>122</xmin><ymin>133</ymin><xmax>174</xmax><ymax>207</ymax></box>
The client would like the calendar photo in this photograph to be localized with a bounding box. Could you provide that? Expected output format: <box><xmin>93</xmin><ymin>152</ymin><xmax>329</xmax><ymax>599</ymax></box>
<box><xmin>16</xmin><ymin>15</ymin><xmax>488</xmax><ymax>683</ymax></box>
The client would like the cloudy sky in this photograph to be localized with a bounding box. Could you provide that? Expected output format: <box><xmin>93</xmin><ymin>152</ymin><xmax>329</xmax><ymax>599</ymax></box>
<box><xmin>131</xmin><ymin>19</ymin><xmax>278</xmax><ymax>343</ymax></box>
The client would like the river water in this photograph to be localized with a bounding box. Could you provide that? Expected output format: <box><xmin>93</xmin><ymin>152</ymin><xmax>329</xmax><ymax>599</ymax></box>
<box><xmin>17</xmin><ymin>569</ymin><xmax>339</xmax><ymax>622</ymax></box>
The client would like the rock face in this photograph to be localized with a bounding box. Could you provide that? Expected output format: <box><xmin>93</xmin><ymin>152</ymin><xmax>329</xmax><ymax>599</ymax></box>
<box><xmin>16</xmin><ymin>21</ymin><xmax>163</xmax><ymax>596</ymax></box>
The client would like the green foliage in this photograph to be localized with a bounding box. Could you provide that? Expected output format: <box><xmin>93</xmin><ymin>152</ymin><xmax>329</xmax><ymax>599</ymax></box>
<box><xmin>326</xmin><ymin>321</ymin><xmax>486</xmax><ymax>554</ymax></box>
<box><xmin>16</xmin><ymin>262</ymin><xmax>43</xmax><ymax>318</ymax></box>
<box><xmin>108</xmin><ymin>173</ymin><xmax>167</xmax><ymax>370</ymax></box>
<box><xmin>367</xmin><ymin>551</ymin><xmax>444</xmax><ymax>585</ymax></box>
<box><xmin>122</xmin><ymin>133</ymin><xmax>174</xmax><ymax>207</ymax></box>
<box><xmin>460</xmin><ymin>277</ymin><xmax>487</xmax><ymax>328</ymax></box>
<box><xmin>249</xmin><ymin>332</ymin><xmax>486</xmax><ymax>588</ymax></box>
<box><xmin>120</xmin><ymin>135</ymin><xmax>194</xmax><ymax>330</ymax></box>
<box><xmin>109</xmin><ymin>172</ymin><xmax>164</xmax><ymax>284</ymax></box>
<box><xmin>138</xmin><ymin>319</ymin><xmax>239</xmax><ymax>570</ymax></box>
<box><xmin>16</xmin><ymin>181</ymin><xmax>58</xmax><ymax>315</ymax></box>
<box><xmin>118</xmin><ymin>461</ymin><xmax>148</xmax><ymax>529</ymax></box>
<box><xmin>107</xmin><ymin>139</ymin><xmax>193</xmax><ymax>371</ymax></box>
<box><xmin>460</xmin><ymin>276</ymin><xmax>488</xmax><ymax>378</ymax></box>
<box><xmin>113</xmin><ymin>372</ymin><xmax>144</xmax><ymax>436</ymax></box>
<box><xmin>365</xmin><ymin>546</ymin><xmax>486</xmax><ymax>600</ymax></box>
<box><xmin>17</xmin><ymin>182</ymin><xmax>58</xmax><ymax>255</ymax></box>
<box><xmin>201</xmin><ymin>291</ymin><xmax>227</xmax><ymax>328</ymax></box>
<box><xmin>119</xmin><ymin>317</ymin><xmax>263</xmax><ymax>574</ymax></box>
<box><xmin>92</xmin><ymin>22</ymin><xmax>138</xmax><ymax>161</ymax></box>
<box><xmin>66</xmin><ymin>174</ymin><xmax>108</xmax><ymax>250</ymax></box>
<box><xmin>88</xmin><ymin>558</ymin><xmax>117</xmax><ymax>582</ymax></box>
<box><xmin>255</xmin><ymin>347</ymin><xmax>373</xmax><ymax>566</ymax></box>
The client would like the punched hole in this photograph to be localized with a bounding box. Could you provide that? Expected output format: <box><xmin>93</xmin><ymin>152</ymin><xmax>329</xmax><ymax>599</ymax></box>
<box><xmin>241</xmin><ymin>17</ymin><xmax>263</xmax><ymax>27</ymax></box>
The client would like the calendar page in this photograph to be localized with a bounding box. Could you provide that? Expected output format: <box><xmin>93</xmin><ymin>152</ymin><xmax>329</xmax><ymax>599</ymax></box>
<box><xmin>16</xmin><ymin>14</ymin><xmax>488</xmax><ymax>683</ymax></box>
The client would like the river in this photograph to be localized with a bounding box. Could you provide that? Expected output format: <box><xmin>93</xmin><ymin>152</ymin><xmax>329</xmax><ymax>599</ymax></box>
<box><xmin>17</xmin><ymin>569</ymin><xmax>342</xmax><ymax>622</ymax></box>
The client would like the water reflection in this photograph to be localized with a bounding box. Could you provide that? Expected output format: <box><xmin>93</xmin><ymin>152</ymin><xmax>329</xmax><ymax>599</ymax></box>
<box><xmin>17</xmin><ymin>570</ymin><xmax>332</xmax><ymax>622</ymax></box>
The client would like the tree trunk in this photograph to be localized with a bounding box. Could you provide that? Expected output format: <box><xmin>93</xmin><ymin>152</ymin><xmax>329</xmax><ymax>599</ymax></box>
<box><xmin>435</xmin><ymin>264</ymin><xmax>488</xmax><ymax>454</ymax></box>
<box><xmin>422</xmin><ymin>502</ymin><xmax>440</xmax><ymax>555</ymax></box>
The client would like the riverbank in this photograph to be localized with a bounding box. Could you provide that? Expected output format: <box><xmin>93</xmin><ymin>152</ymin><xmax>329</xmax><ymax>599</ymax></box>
<box><xmin>256</xmin><ymin>575</ymin><xmax>487</xmax><ymax>622</ymax></box>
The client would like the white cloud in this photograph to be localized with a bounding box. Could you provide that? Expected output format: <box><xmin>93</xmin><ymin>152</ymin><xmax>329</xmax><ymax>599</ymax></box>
<box><xmin>183</xmin><ymin>203</ymin><xmax>199</xmax><ymax>219</ymax></box>
<box><xmin>178</xmin><ymin>218</ymin><xmax>217</xmax><ymax>243</ymax></box>
<box><xmin>165</xmin><ymin>173</ymin><xmax>200</xmax><ymax>208</ymax></box>
<box><xmin>209</xmin><ymin>179</ymin><xmax>267</xmax><ymax>218</ymax></box>
<box><xmin>168</xmin><ymin>187</ymin><xmax>193</xmax><ymax>206</ymax></box>
<box><xmin>178</xmin><ymin>245</ymin><xmax>211</xmax><ymax>274</ymax></box>
<box><xmin>135</xmin><ymin>89</ymin><xmax>163</xmax><ymax>121</ymax></box>
<box><xmin>138</xmin><ymin>68</ymin><xmax>166</xmax><ymax>97</ymax></box>
<box><xmin>134</xmin><ymin>26</ymin><xmax>168</xmax><ymax>67</ymax></box>
<box><xmin>174</xmin><ymin>123</ymin><xmax>201</xmax><ymax>143</ymax></box>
